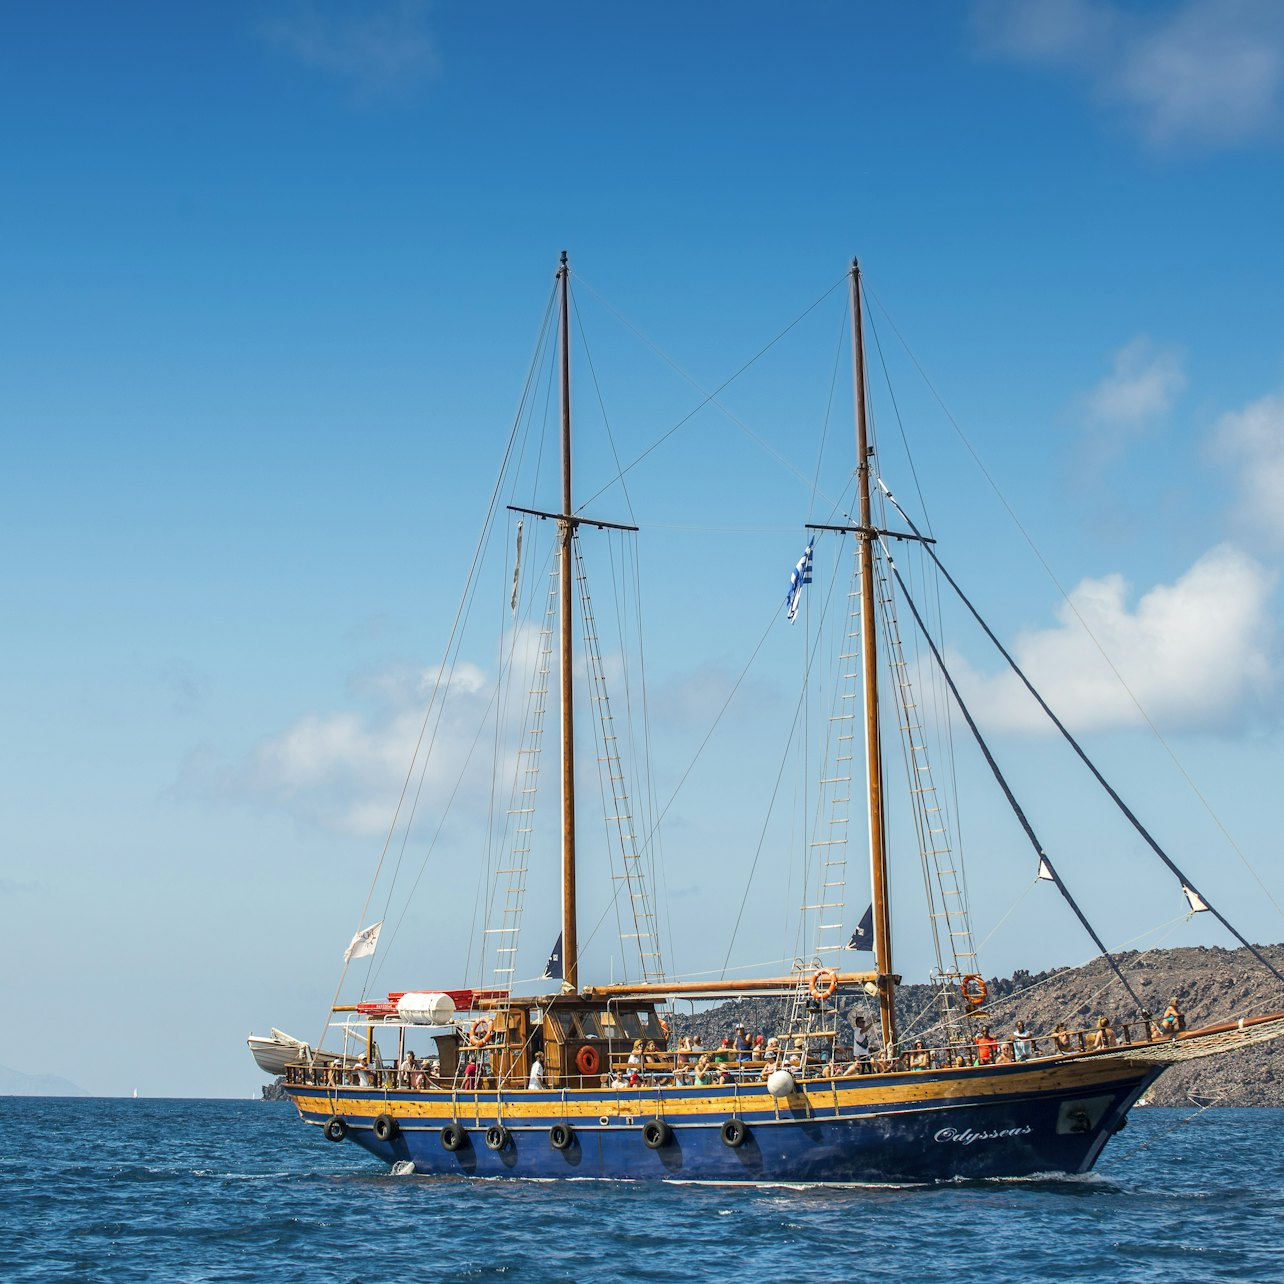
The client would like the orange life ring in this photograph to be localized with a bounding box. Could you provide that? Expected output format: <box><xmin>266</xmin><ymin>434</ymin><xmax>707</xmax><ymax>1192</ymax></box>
<box><xmin>470</xmin><ymin>1018</ymin><xmax>493</xmax><ymax>1045</ymax></box>
<box><xmin>809</xmin><ymin>968</ymin><xmax>839</xmax><ymax>1000</ymax></box>
<box><xmin>960</xmin><ymin>974</ymin><xmax>988</xmax><ymax>1007</ymax></box>
<box><xmin>575</xmin><ymin>1045</ymin><xmax>600</xmax><ymax>1076</ymax></box>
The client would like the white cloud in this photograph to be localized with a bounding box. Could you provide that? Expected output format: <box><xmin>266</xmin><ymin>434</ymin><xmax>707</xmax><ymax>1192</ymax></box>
<box><xmin>954</xmin><ymin>545</ymin><xmax>1277</xmax><ymax>733</ymax></box>
<box><xmin>973</xmin><ymin>0</ymin><xmax>1284</xmax><ymax>149</ymax></box>
<box><xmin>1084</xmin><ymin>336</ymin><xmax>1186</xmax><ymax>429</ymax></box>
<box><xmin>260</xmin><ymin>0</ymin><xmax>439</xmax><ymax>99</ymax></box>
<box><xmin>1213</xmin><ymin>386</ymin><xmax>1284</xmax><ymax>547</ymax></box>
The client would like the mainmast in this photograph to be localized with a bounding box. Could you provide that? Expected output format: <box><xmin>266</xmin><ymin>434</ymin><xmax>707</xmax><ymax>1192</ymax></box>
<box><xmin>557</xmin><ymin>251</ymin><xmax>579</xmax><ymax>993</ymax></box>
<box><xmin>850</xmin><ymin>259</ymin><xmax>897</xmax><ymax>1052</ymax></box>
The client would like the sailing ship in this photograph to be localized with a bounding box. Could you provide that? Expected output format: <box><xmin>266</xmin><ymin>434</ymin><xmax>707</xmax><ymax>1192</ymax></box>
<box><xmin>267</xmin><ymin>255</ymin><xmax>1284</xmax><ymax>1183</ymax></box>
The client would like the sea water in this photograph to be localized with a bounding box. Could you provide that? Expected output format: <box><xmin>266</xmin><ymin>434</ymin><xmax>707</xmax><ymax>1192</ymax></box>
<box><xmin>1</xmin><ymin>1098</ymin><xmax>1280</xmax><ymax>1282</ymax></box>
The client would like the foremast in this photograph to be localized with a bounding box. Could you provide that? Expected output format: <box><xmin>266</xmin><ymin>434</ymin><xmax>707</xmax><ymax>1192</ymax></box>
<box><xmin>851</xmin><ymin>259</ymin><xmax>897</xmax><ymax>1053</ymax></box>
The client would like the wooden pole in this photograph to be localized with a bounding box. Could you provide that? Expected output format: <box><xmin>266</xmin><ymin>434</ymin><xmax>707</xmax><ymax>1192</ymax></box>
<box><xmin>558</xmin><ymin>251</ymin><xmax>579</xmax><ymax>993</ymax></box>
<box><xmin>851</xmin><ymin>259</ymin><xmax>897</xmax><ymax>1053</ymax></box>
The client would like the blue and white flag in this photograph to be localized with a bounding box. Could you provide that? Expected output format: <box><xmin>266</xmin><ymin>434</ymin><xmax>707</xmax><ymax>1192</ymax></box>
<box><xmin>542</xmin><ymin>932</ymin><xmax>564</xmax><ymax>981</ymax></box>
<box><xmin>785</xmin><ymin>541</ymin><xmax>814</xmax><ymax>623</ymax></box>
<box><xmin>846</xmin><ymin>904</ymin><xmax>874</xmax><ymax>952</ymax></box>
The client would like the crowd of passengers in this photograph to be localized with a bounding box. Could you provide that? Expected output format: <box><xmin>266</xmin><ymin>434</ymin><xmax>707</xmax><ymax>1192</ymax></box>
<box><xmin>308</xmin><ymin>998</ymin><xmax>1186</xmax><ymax>1089</ymax></box>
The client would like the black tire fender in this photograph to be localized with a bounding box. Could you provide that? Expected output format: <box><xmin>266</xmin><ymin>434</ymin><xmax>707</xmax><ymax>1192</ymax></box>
<box><xmin>642</xmin><ymin>1118</ymin><xmax>672</xmax><ymax>1150</ymax></box>
<box><xmin>373</xmin><ymin>1113</ymin><xmax>399</xmax><ymax>1142</ymax></box>
<box><xmin>720</xmin><ymin>1118</ymin><xmax>749</xmax><ymax>1148</ymax></box>
<box><xmin>440</xmin><ymin>1123</ymin><xmax>467</xmax><ymax>1152</ymax></box>
<box><xmin>549</xmin><ymin>1123</ymin><xmax>575</xmax><ymax>1151</ymax></box>
<box><xmin>323</xmin><ymin>1116</ymin><xmax>347</xmax><ymax>1142</ymax></box>
<box><xmin>485</xmin><ymin>1124</ymin><xmax>511</xmax><ymax>1151</ymax></box>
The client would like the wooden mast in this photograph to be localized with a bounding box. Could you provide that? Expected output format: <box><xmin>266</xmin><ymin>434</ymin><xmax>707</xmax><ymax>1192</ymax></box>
<box><xmin>557</xmin><ymin>251</ymin><xmax>579</xmax><ymax>993</ymax></box>
<box><xmin>851</xmin><ymin>258</ymin><xmax>897</xmax><ymax>1052</ymax></box>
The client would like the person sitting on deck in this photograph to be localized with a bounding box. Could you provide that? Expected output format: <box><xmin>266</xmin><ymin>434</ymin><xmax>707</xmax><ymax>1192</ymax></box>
<box><xmin>610</xmin><ymin>1069</ymin><xmax>628</xmax><ymax>1088</ymax></box>
<box><xmin>691</xmin><ymin>1034</ymin><xmax>705</xmax><ymax>1054</ymax></box>
<box><xmin>692</xmin><ymin>1055</ymin><xmax>713</xmax><ymax>1086</ymax></box>
<box><xmin>996</xmin><ymin>1040</ymin><xmax>1015</xmax><ymax>1063</ymax></box>
<box><xmin>908</xmin><ymin>1040</ymin><xmax>931</xmax><ymax>1070</ymax></box>
<box><xmin>1050</xmin><ymin>1022</ymin><xmax>1072</xmax><ymax>1054</ymax></box>
<box><xmin>1161</xmin><ymin>997</ymin><xmax>1185</xmax><ymax>1036</ymax></box>
<box><xmin>528</xmin><ymin>1053</ymin><xmax>545</xmax><ymax>1090</ymax></box>
<box><xmin>975</xmin><ymin>1026</ymin><xmax>997</xmax><ymax>1065</ymax></box>
<box><xmin>1012</xmin><ymin>1020</ymin><xmax>1035</xmax><ymax>1061</ymax></box>
<box><xmin>627</xmin><ymin>1039</ymin><xmax>643</xmax><ymax>1068</ymax></box>
<box><xmin>352</xmin><ymin>1056</ymin><xmax>373</xmax><ymax>1087</ymax></box>
<box><xmin>753</xmin><ymin>1033</ymin><xmax>766</xmax><ymax>1057</ymax></box>
<box><xmin>677</xmin><ymin>1034</ymin><xmax>691</xmax><ymax>1052</ymax></box>
<box><xmin>1091</xmin><ymin>1016</ymin><xmax>1116</xmax><ymax>1050</ymax></box>
<box><xmin>713</xmin><ymin>1038</ymin><xmax>732</xmax><ymax>1064</ymax></box>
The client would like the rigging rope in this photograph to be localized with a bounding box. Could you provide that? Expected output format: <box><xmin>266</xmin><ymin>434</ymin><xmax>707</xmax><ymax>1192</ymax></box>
<box><xmin>880</xmin><ymin>539</ymin><xmax>1149</xmax><ymax>1014</ymax></box>
<box><xmin>879</xmin><ymin>484</ymin><xmax>1284</xmax><ymax>992</ymax></box>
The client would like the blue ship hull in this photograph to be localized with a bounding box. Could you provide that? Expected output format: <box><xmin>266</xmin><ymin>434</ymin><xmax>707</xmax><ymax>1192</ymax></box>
<box><xmin>288</xmin><ymin>1058</ymin><xmax>1162</xmax><ymax>1184</ymax></box>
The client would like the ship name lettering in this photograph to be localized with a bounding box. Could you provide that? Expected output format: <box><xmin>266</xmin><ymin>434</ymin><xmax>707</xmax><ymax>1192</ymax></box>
<box><xmin>933</xmin><ymin>1124</ymin><xmax>1033</xmax><ymax>1146</ymax></box>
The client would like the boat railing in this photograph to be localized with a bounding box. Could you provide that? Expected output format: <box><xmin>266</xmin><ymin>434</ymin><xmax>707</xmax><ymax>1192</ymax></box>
<box><xmin>280</xmin><ymin>1017</ymin><xmax>1166</xmax><ymax>1089</ymax></box>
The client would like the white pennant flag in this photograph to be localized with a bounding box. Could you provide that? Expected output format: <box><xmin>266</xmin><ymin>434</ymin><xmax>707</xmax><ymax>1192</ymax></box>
<box><xmin>1037</xmin><ymin>856</ymin><xmax>1055</xmax><ymax>882</ymax></box>
<box><xmin>1182</xmin><ymin>886</ymin><xmax>1209</xmax><ymax>914</ymax></box>
<box><xmin>344</xmin><ymin>920</ymin><xmax>383</xmax><ymax>963</ymax></box>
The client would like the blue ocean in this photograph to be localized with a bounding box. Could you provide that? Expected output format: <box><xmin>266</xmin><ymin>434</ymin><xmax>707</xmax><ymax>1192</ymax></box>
<box><xmin>2</xmin><ymin>1098</ymin><xmax>1279</xmax><ymax>1282</ymax></box>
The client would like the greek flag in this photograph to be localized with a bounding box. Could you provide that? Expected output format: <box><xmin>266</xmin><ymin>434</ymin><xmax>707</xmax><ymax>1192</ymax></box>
<box><xmin>786</xmin><ymin>541</ymin><xmax>813</xmax><ymax>623</ymax></box>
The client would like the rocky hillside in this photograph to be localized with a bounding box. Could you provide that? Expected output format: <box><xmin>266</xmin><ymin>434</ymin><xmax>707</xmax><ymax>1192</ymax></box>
<box><xmin>667</xmin><ymin>943</ymin><xmax>1284</xmax><ymax>1106</ymax></box>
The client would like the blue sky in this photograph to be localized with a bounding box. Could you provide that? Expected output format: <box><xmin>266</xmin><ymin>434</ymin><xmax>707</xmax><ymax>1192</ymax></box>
<box><xmin>5</xmin><ymin>1</ymin><xmax>1284</xmax><ymax>1097</ymax></box>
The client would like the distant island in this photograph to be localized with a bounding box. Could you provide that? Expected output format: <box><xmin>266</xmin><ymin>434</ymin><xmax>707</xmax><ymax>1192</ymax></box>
<box><xmin>0</xmin><ymin>1064</ymin><xmax>87</xmax><ymax>1097</ymax></box>
<box><xmin>257</xmin><ymin>942</ymin><xmax>1284</xmax><ymax>1107</ymax></box>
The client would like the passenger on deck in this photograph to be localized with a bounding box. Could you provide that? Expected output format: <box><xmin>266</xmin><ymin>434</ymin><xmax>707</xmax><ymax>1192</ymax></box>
<box><xmin>1091</xmin><ymin>1016</ymin><xmax>1116</xmax><ymax>1050</ymax></box>
<box><xmin>996</xmin><ymin>1040</ymin><xmax>1015</xmax><ymax>1063</ymax></box>
<box><xmin>610</xmin><ymin>1069</ymin><xmax>629</xmax><ymax>1088</ymax></box>
<box><xmin>908</xmin><ymin>1040</ymin><xmax>931</xmax><ymax>1070</ymax></box>
<box><xmin>850</xmin><ymin>1016</ymin><xmax>872</xmax><ymax>1071</ymax></box>
<box><xmin>753</xmin><ymin>1033</ymin><xmax>766</xmax><ymax>1057</ymax></box>
<box><xmin>1051</xmin><ymin>1022</ymin><xmax>1072</xmax><ymax>1054</ymax></box>
<box><xmin>399</xmin><ymin>1050</ymin><xmax>417</xmax><ymax>1088</ymax></box>
<box><xmin>691</xmin><ymin>1034</ymin><xmax>705</xmax><ymax>1054</ymax></box>
<box><xmin>975</xmin><ymin>1026</ymin><xmax>997</xmax><ymax>1065</ymax></box>
<box><xmin>677</xmin><ymin>1035</ymin><xmax>691</xmax><ymax>1052</ymax></box>
<box><xmin>627</xmin><ymin>1039</ymin><xmax>643</xmax><ymax>1068</ymax></box>
<box><xmin>527</xmin><ymin>1053</ymin><xmax>545</xmax><ymax>1090</ymax></box>
<box><xmin>1012</xmin><ymin>1020</ymin><xmax>1034</xmax><ymax>1061</ymax></box>
<box><xmin>693</xmin><ymin>1055</ymin><xmax>713</xmax><ymax>1086</ymax></box>
<box><xmin>462</xmin><ymin>1055</ymin><xmax>479</xmax><ymax>1090</ymax></box>
<box><xmin>713</xmin><ymin>1038</ymin><xmax>733</xmax><ymax>1064</ymax></box>
<box><xmin>1161</xmin><ymin>997</ymin><xmax>1185</xmax><ymax>1035</ymax></box>
<box><xmin>734</xmin><ymin>1024</ymin><xmax>751</xmax><ymax>1061</ymax></box>
<box><xmin>352</xmin><ymin>1056</ymin><xmax>373</xmax><ymax>1087</ymax></box>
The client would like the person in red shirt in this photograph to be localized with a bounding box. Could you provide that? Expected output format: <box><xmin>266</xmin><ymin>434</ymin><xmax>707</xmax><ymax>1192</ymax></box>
<box><xmin>976</xmin><ymin>1026</ymin><xmax>997</xmax><ymax>1065</ymax></box>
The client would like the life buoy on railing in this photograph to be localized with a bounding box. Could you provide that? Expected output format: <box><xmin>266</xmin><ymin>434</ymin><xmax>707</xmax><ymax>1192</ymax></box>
<box><xmin>809</xmin><ymin>968</ymin><xmax>839</xmax><ymax>1000</ymax></box>
<box><xmin>576</xmin><ymin>1045</ymin><xmax>601</xmax><ymax>1076</ymax></box>
<box><xmin>960</xmin><ymin>974</ymin><xmax>988</xmax><ymax>1007</ymax></box>
<box><xmin>470</xmin><ymin>1018</ymin><xmax>493</xmax><ymax>1045</ymax></box>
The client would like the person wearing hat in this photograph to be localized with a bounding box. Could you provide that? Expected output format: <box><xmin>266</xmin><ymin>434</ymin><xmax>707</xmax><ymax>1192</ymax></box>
<box><xmin>733</xmin><ymin>1024</ymin><xmax>751</xmax><ymax>1062</ymax></box>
